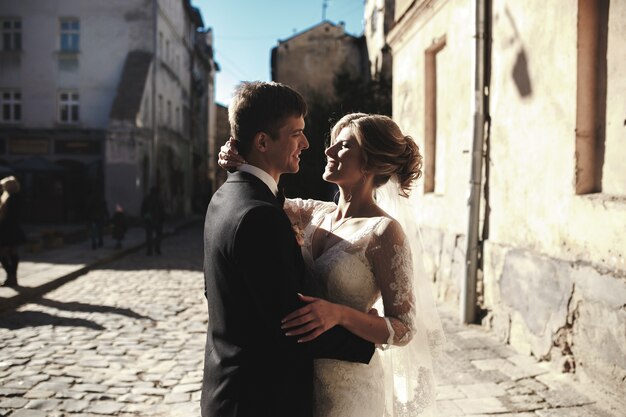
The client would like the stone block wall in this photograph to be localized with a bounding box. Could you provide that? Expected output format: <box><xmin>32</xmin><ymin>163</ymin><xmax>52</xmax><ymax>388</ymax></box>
<box><xmin>482</xmin><ymin>241</ymin><xmax>626</xmax><ymax>392</ymax></box>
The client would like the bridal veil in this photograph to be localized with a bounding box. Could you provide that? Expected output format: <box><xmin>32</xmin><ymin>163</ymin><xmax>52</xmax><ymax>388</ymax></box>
<box><xmin>374</xmin><ymin>178</ymin><xmax>445</xmax><ymax>417</ymax></box>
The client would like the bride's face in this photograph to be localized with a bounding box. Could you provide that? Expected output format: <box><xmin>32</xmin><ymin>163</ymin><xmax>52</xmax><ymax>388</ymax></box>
<box><xmin>322</xmin><ymin>127</ymin><xmax>366</xmax><ymax>186</ymax></box>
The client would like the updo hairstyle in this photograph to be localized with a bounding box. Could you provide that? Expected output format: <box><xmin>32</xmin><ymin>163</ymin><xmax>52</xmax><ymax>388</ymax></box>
<box><xmin>330</xmin><ymin>113</ymin><xmax>423</xmax><ymax>197</ymax></box>
<box><xmin>0</xmin><ymin>176</ymin><xmax>20</xmax><ymax>194</ymax></box>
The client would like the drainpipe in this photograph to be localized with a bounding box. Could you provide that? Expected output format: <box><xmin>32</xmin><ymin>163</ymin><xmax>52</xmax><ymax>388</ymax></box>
<box><xmin>151</xmin><ymin>0</ymin><xmax>159</xmax><ymax>189</ymax></box>
<box><xmin>575</xmin><ymin>0</ymin><xmax>599</xmax><ymax>194</ymax></box>
<box><xmin>462</xmin><ymin>0</ymin><xmax>490</xmax><ymax>324</ymax></box>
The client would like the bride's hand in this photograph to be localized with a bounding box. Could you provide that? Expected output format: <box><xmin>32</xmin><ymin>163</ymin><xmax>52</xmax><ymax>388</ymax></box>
<box><xmin>281</xmin><ymin>294</ymin><xmax>344</xmax><ymax>342</ymax></box>
<box><xmin>218</xmin><ymin>137</ymin><xmax>246</xmax><ymax>171</ymax></box>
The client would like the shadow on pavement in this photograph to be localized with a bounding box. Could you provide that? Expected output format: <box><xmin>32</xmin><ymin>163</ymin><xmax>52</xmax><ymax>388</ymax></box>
<box><xmin>37</xmin><ymin>297</ymin><xmax>155</xmax><ymax>321</ymax></box>
<box><xmin>0</xmin><ymin>310</ymin><xmax>106</xmax><ymax>330</ymax></box>
<box><xmin>0</xmin><ymin>297</ymin><xmax>155</xmax><ymax>330</ymax></box>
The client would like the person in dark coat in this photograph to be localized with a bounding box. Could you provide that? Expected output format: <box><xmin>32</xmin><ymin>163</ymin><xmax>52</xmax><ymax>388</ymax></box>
<box><xmin>87</xmin><ymin>191</ymin><xmax>109</xmax><ymax>250</ymax></box>
<box><xmin>0</xmin><ymin>176</ymin><xmax>27</xmax><ymax>287</ymax></box>
<box><xmin>111</xmin><ymin>204</ymin><xmax>127</xmax><ymax>249</ymax></box>
<box><xmin>141</xmin><ymin>187</ymin><xmax>164</xmax><ymax>255</ymax></box>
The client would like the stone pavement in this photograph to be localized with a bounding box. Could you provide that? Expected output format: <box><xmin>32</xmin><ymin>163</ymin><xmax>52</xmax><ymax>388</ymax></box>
<box><xmin>0</xmin><ymin>225</ymin><xmax>624</xmax><ymax>416</ymax></box>
<box><xmin>433</xmin><ymin>303</ymin><xmax>624</xmax><ymax>417</ymax></box>
<box><xmin>0</xmin><ymin>218</ymin><xmax>200</xmax><ymax>313</ymax></box>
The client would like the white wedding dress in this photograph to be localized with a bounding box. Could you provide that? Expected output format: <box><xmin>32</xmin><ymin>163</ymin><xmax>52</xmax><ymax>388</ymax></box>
<box><xmin>285</xmin><ymin>198</ymin><xmax>441</xmax><ymax>417</ymax></box>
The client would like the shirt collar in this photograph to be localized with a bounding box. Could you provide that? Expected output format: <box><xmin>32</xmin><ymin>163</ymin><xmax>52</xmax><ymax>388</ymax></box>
<box><xmin>238</xmin><ymin>164</ymin><xmax>278</xmax><ymax>196</ymax></box>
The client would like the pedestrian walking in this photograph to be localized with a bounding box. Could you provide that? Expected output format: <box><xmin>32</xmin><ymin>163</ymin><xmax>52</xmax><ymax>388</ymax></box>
<box><xmin>87</xmin><ymin>190</ymin><xmax>109</xmax><ymax>250</ymax></box>
<box><xmin>141</xmin><ymin>187</ymin><xmax>164</xmax><ymax>255</ymax></box>
<box><xmin>111</xmin><ymin>204</ymin><xmax>127</xmax><ymax>249</ymax></box>
<box><xmin>0</xmin><ymin>176</ymin><xmax>27</xmax><ymax>287</ymax></box>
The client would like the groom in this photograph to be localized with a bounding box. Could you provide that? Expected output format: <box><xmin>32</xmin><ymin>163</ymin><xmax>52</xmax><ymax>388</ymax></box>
<box><xmin>201</xmin><ymin>81</ymin><xmax>374</xmax><ymax>417</ymax></box>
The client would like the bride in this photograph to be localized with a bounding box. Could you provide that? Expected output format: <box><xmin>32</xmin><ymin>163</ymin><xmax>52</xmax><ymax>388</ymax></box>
<box><xmin>220</xmin><ymin>113</ymin><xmax>444</xmax><ymax>417</ymax></box>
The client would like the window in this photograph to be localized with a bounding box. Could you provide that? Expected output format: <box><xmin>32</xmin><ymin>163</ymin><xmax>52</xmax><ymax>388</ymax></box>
<box><xmin>1</xmin><ymin>18</ymin><xmax>21</xmax><ymax>51</ymax></box>
<box><xmin>166</xmin><ymin>100</ymin><xmax>171</xmax><ymax>125</ymax></box>
<box><xmin>158</xmin><ymin>94</ymin><xmax>163</xmax><ymax>124</ymax></box>
<box><xmin>175</xmin><ymin>106</ymin><xmax>180</xmax><ymax>131</ymax></box>
<box><xmin>370</xmin><ymin>8</ymin><xmax>378</xmax><ymax>34</ymax></box>
<box><xmin>142</xmin><ymin>95</ymin><xmax>150</xmax><ymax>125</ymax></box>
<box><xmin>158</xmin><ymin>32</ymin><xmax>163</xmax><ymax>58</ymax></box>
<box><xmin>424</xmin><ymin>35</ymin><xmax>447</xmax><ymax>194</ymax></box>
<box><xmin>60</xmin><ymin>18</ymin><xmax>79</xmax><ymax>52</ymax></box>
<box><xmin>58</xmin><ymin>91</ymin><xmax>79</xmax><ymax>123</ymax></box>
<box><xmin>1</xmin><ymin>90</ymin><xmax>21</xmax><ymax>122</ymax></box>
<box><xmin>575</xmin><ymin>0</ymin><xmax>609</xmax><ymax>194</ymax></box>
<box><xmin>165</xmin><ymin>39</ymin><xmax>170</xmax><ymax>63</ymax></box>
<box><xmin>183</xmin><ymin>106</ymin><xmax>189</xmax><ymax>135</ymax></box>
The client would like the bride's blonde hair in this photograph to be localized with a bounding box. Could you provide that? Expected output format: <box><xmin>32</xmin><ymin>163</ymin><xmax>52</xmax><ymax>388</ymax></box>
<box><xmin>330</xmin><ymin>113</ymin><xmax>423</xmax><ymax>197</ymax></box>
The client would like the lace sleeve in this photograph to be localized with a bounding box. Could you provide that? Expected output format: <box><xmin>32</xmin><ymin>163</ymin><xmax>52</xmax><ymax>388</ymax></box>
<box><xmin>369</xmin><ymin>219</ymin><xmax>416</xmax><ymax>347</ymax></box>
<box><xmin>283</xmin><ymin>198</ymin><xmax>334</xmax><ymax>228</ymax></box>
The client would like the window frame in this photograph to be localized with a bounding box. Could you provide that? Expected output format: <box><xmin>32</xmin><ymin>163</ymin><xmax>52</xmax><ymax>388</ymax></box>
<box><xmin>158</xmin><ymin>94</ymin><xmax>163</xmax><ymax>124</ymax></box>
<box><xmin>0</xmin><ymin>89</ymin><xmax>22</xmax><ymax>123</ymax></box>
<box><xmin>59</xmin><ymin>18</ymin><xmax>80</xmax><ymax>52</ymax></box>
<box><xmin>424</xmin><ymin>35</ymin><xmax>447</xmax><ymax>194</ymax></box>
<box><xmin>58</xmin><ymin>90</ymin><xmax>80</xmax><ymax>124</ymax></box>
<box><xmin>1</xmin><ymin>18</ymin><xmax>22</xmax><ymax>51</ymax></box>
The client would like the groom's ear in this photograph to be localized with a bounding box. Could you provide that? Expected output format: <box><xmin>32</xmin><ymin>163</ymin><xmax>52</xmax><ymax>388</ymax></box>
<box><xmin>253</xmin><ymin>132</ymin><xmax>270</xmax><ymax>153</ymax></box>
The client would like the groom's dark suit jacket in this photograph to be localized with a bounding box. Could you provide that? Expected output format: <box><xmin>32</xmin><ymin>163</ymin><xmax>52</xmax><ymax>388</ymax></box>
<box><xmin>201</xmin><ymin>171</ymin><xmax>374</xmax><ymax>417</ymax></box>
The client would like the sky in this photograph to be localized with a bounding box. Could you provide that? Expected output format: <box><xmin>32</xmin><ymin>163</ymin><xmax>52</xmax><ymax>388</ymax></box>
<box><xmin>193</xmin><ymin>0</ymin><xmax>365</xmax><ymax>106</ymax></box>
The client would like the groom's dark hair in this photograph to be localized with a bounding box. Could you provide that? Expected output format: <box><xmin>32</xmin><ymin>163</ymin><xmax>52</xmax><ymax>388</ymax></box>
<box><xmin>228</xmin><ymin>81</ymin><xmax>308</xmax><ymax>157</ymax></box>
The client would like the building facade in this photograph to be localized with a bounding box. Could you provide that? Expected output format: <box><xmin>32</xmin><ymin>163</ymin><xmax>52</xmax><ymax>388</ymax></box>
<box><xmin>271</xmin><ymin>21</ymin><xmax>368</xmax><ymax>106</ymax></box>
<box><xmin>364</xmin><ymin>0</ymin><xmax>394</xmax><ymax>81</ymax></box>
<box><xmin>0</xmin><ymin>0</ymin><xmax>216</xmax><ymax>221</ymax></box>
<box><xmin>212</xmin><ymin>102</ymin><xmax>229</xmax><ymax>192</ymax></box>
<box><xmin>387</xmin><ymin>0</ymin><xmax>626</xmax><ymax>395</ymax></box>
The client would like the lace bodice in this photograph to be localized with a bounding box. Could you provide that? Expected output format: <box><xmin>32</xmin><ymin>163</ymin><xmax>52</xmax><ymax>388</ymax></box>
<box><xmin>285</xmin><ymin>198</ymin><xmax>438</xmax><ymax>417</ymax></box>
<box><xmin>284</xmin><ymin>198</ymin><xmax>416</xmax><ymax>346</ymax></box>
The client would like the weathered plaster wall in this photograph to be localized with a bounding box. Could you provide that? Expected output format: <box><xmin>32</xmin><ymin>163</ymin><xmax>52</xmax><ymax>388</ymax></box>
<box><xmin>602</xmin><ymin>0</ymin><xmax>626</xmax><ymax>195</ymax></box>
<box><xmin>485</xmin><ymin>0</ymin><xmax>626</xmax><ymax>392</ymax></box>
<box><xmin>389</xmin><ymin>0</ymin><xmax>626</xmax><ymax>392</ymax></box>
<box><xmin>389</xmin><ymin>0</ymin><xmax>474</xmax><ymax>304</ymax></box>
<box><xmin>483</xmin><ymin>241</ymin><xmax>626</xmax><ymax>391</ymax></box>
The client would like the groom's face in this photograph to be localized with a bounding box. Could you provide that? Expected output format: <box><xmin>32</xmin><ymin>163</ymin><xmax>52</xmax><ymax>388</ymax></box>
<box><xmin>265</xmin><ymin>115</ymin><xmax>309</xmax><ymax>176</ymax></box>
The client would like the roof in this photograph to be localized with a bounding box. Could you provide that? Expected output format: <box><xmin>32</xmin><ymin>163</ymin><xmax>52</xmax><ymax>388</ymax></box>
<box><xmin>109</xmin><ymin>50</ymin><xmax>153</xmax><ymax>122</ymax></box>
<box><xmin>278</xmin><ymin>20</ymin><xmax>356</xmax><ymax>44</ymax></box>
<box><xmin>189</xmin><ymin>6</ymin><xmax>204</xmax><ymax>28</ymax></box>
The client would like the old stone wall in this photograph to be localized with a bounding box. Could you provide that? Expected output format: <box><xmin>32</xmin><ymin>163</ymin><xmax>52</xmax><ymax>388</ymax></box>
<box><xmin>389</xmin><ymin>0</ymin><xmax>626</xmax><ymax>393</ymax></box>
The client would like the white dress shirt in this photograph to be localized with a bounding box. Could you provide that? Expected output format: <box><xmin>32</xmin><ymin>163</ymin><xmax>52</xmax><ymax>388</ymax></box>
<box><xmin>237</xmin><ymin>164</ymin><xmax>278</xmax><ymax>197</ymax></box>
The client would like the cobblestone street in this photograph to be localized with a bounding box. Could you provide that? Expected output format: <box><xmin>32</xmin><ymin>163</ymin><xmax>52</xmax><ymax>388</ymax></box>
<box><xmin>0</xmin><ymin>225</ymin><xmax>623</xmax><ymax>416</ymax></box>
<box><xmin>1</xmin><ymin>228</ymin><xmax>207</xmax><ymax>417</ymax></box>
